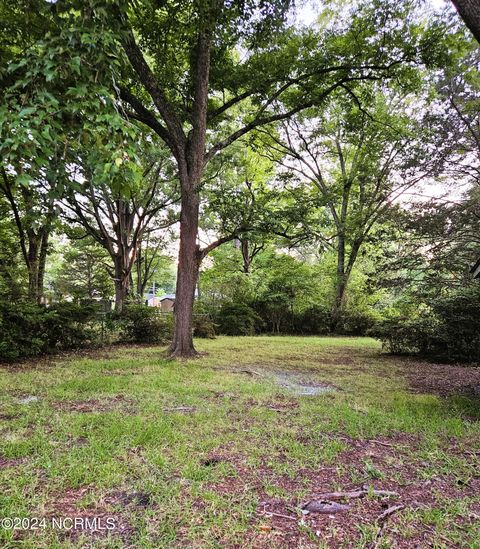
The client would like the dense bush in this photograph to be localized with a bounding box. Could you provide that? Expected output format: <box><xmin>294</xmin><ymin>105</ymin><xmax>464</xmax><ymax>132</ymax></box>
<box><xmin>193</xmin><ymin>315</ymin><xmax>216</xmax><ymax>338</ymax></box>
<box><xmin>112</xmin><ymin>305</ymin><xmax>174</xmax><ymax>344</ymax></box>
<box><xmin>0</xmin><ymin>301</ymin><xmax>51</xmax><ymax>359</ymax></box>
<box><xmin>336</xmin><ymin>310</ymin><xmax>376</xmax><ymax>336</ymax></box>
<box><xmin>209</xmin><ymin>298</ymin><xmax>374</xmax><ymax>337</ymax></box>
<box><xmin>370</xmin><ymin>287</ymin><xmax>480</xmax><ymax>363</ymax></box>
<box><xmin>0</xmin><ymin>301</ymin><xmax>100</xmax><ymax>360</ymax></box>
<box><xmin>44</xmin><ymin>302</ymin><xmax>99</xmax><ymax>350</ymax></box>
<box><xmin>369</xmin><ymin>316</ymin><xmax>441</xmax><ymax>355</ymax></box>
<box><xmin>291</xmin><ymin>306</ymin><xmax>331</xmax><ymax>335</ymax></box>
<box><xmin>216</xmin><ymin>302</ymin><xmax>261</xmax><ymax>336</ymax></box>
<box><xmin>431</xmin><ymin>290</ymin><xmax>480</xmax><ymax>362</ymax></box>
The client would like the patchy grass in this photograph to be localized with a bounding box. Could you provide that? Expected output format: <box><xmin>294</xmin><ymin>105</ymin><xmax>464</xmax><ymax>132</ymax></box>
<box><xmin>0</xmin><ymin>336</ymin><xmax>479</xmax><ymax>548</ymax></box>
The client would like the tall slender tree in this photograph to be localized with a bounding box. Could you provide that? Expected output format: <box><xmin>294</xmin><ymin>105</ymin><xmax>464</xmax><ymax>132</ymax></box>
<box><xmin>258</xmin><ymin>86</ymin><xmax>445</xmax><ymax>326</ymax></box>
<box><xmin>0</xmin><ymin>169</ymin><xmax>56</xmax><ymax>303</ymax></box>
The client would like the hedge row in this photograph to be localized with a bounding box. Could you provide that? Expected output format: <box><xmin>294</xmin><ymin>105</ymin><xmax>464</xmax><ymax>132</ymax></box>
<box><xmin>0</xmin><ymin>302</ymin><xmax>215</xmax><ymax>361</ymax></box>
<box><xmin>369</xmin><ymin>286</ymin><xmax>480</xmax><ymax>363</ymax></box>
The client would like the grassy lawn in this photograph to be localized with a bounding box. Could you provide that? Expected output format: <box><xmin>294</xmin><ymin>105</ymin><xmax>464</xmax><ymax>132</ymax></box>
<box><xmin>1</xmin><ymin>336</ymin><xmax>479</xmax><ymax>548</ymax></box>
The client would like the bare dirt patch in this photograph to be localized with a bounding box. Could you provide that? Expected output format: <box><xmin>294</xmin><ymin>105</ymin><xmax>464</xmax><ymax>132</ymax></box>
<box><xmin>41</xmin><ymin>486</ymin><xmax>135</xmax><ymax>544</ymax></box>
<box><xmin>315</xmin><ymin>356</ymin><xmax>356</xmax><ymax>366</ymax></box>
<box><xmin>0</xmin><ymin>457</ymin><xmax>28</xmax><ymax>468</ymax></box>
<box><xmin>396</xmin><ymin>357</ymin><xmax>480</xmax><ymax>398</ymax></box>
<box><xmin>191</xmin><ymin>433</ymin><xmax>480</xmax><ymax>548</ymax></box>
<box><xmin>263</xmin><ymin>395</ymin><xmax>300</xmax><ymax>412</ymax></box>
<box><xmin>105</xmin><ymin>489</ymin><xmax>152</xmax><ymax>508</ymax></box>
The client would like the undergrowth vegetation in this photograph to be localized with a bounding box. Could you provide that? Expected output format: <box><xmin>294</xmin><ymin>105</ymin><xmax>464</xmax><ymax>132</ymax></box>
<box><xmin>371</xmin><ymin>286</ymin><xmax>480</xmax><ymax>363</ymax></box>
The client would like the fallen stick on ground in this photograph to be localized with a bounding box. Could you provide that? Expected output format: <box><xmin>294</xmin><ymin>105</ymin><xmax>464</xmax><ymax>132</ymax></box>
<box><xmin>258</xmin><ymin>510</ymin><xmax>298</xmax><ymax>521</ymax></box>
<box><xmin>301</xmin><ymin>501</ymin><xmax>351</xmax><ymax>514</ymax></box>
<box><xmin>162</xmin><ymin>406</ymin><xmax>196</xmax><ymax>412</ymax></box>
<box><xmin>368</xmin><ymin>504</ymin><xmax>406</xmax><ymax>549</ymax></box>
<box><xmin>313</xmin><ymin>489</ymin><xmax>399</xmax><ymax>500</ymax></box>
<box><xmin>238</xmin><ymin>369</ymin><xmax>262</xmax><ymax>376</ymax></box>
<box><xmin>369</xmin><ymin>439</ymin><xmax>394</xmax><ymax>447</ymax></box>
<box><xmin>376</xmin><ymin>504</ymin><xmax>405</xmax><ymax>523</ymax></box>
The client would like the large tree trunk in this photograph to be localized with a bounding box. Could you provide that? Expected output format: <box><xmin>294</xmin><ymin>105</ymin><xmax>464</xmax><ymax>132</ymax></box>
<box><xmin>169</xmin><ymin>30</ymin><xmax>210</xmax><ymax>358</ymax></box>
<box><xmin>114</xmin><ymin>279</ymin><xmax>129</xmax><ymax>313</ymax></box>
<box><xmin>170</xmin><ymin>185</ymin><xmax>201</xmax><ymax>357</ymax></box>
<box><xmin>452</xmin><ymin>0</ymin><xmax>480</xmax><ymax>44</ymax></box>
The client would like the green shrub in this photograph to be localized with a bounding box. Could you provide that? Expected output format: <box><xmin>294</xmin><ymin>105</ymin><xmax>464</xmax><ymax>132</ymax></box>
<box><xmin>0</xmin><ymin>301</ymin><xmax>51</xmax><ymax>359</ymax></box>
<box><xmin>44</xmin><ymin>302</ymin><xmax>99</xmax><ymax>350</ymax></box>
<box><xmin>369</xmin><ymin>316</ymin><xmax>441</xmax><ymax>355</ymax></box>
<box><xmin>0</xmin><ymin>301</ymin><xmax>102</xmax><ymax>360</ymax></box>
<box><xmin>336</xmin><ymin>310</ymin><xmax>376</xmax><ymax>336</ymax></box>
<box><xmin>292</xmin><ymin>306</ymin><xmax>331</xmax><ymax>335</ymax></box>
<box><xmin>112</xmin><ymin>305</ymin><xmax>173</xmax><ymax>344</ymax></box>
<box><xmin>193</xmin><ymin>315</ymin><xmax>216</xmax><ymax>338</ymax></box>
<box><xmin>370</xmin><ymin>286</ymin><xmax>480</xmax><ymax>363</ymax></box>
<box><xmin>216</xmin><ymin>302</ymin><xmax>261</xmax><ymax>336</ymax></box>
<box><xmin>430</xmin><ymin>288</ymin><xmax>480</xmax><ymax>362</ymax></box>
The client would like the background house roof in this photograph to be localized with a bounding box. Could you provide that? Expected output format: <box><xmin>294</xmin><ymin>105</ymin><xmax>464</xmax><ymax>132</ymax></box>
<box><xmin>160</xmin><ymin>294</ymin><xmax>176</xmax><ymax>301</ymax></box>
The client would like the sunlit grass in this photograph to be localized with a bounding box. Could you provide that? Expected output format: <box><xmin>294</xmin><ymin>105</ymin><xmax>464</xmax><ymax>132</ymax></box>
<box><xmin>0</xmin><ymin>336</ymin><xmax>479</xmax><ymax>547</ymax></box>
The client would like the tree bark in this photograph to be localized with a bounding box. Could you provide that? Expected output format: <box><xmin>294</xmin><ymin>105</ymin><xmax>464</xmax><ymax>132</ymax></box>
<box><xmin>114</xmin><ymin>280</ymin><xmax>129</xmax><ymax>313</ymax></box>
<box><xmin>169</xmin><ymin>185</ymin><xmax>201</xmax><ymax>357</ymax></box>
<box><xmin>0</xmin><ymin>174</ymin><xmax>53</xmax><ymax>304</ymax></box>
<box><xmin>452</xmin><ymin>0</ymin><xmax>480</xmax><ymax>44</ymax></box>
<box><xmin>169</xmin><ymin>30</ymin><xmax>211</xmax><ymax>358</ymax></box>
<box><xmin>27</xmin><ymin>239</ymin><xmax>40</xmax><ymax>303</ymax></box>
<box><xmin>331</xmin><ymin>234</ymin><xmax>364</xmax><ymax>333</ymax></box>
<box><xmin>26</xmin><ymin>225</ymin><xmax>51</xmax><ymax>304</ymax></box>
<box><xmin>113</xmin><ymin>255</ymin><xmax>131</xmax><ymax>313</ymax></box>
<box><xmin>332</xmin><ymin>230</ymin><xmax>347</xmax><ymax>331</ymax></box>
<box><xmin>136</xmin><ymin>244</ymin><xmax>144</xmax><ymax>297</ymax></box>
<box><xmin>241</xmin><ymin>239</ymin><xmax>250</xmax><ymax>274</ymax></box>
<box><xmin>37</xmin><ymin>227</ymin><xmax>50</xmax><ymax>303</ymax></box>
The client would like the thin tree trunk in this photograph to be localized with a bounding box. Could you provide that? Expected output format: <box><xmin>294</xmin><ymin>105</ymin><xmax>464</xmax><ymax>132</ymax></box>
<box><xmin>332</xmin><ymin>237</ymin><xmax>363</xmax><ymax>332</ymax></box>
<box><xmin>26</xmin><ymin>237</ymin><xmax>40</xmax><ymax>303</ymax></box>
<box><xmin>27</xmin><ymin>266</ymin><xmax>39</xmax><ymax>302</ymax></box>
<box><xmin>332</xmin><ymin>231</ymin><xmax>347</xmax><ymax>331</ymax></box>
<box><xmin>87</xmin><ymin>257</ymin><xmax>94</xmax><ymax>299</ymax></box>
<box><xmin>129</xmin><ymin>272</ymin><xmax>135</xmax><ymax>300</ymax></box>
<box><xmin>241</xmin><ymin>239</ymin><xmax>250</xmax><ymax>274</ymax></box>
<box><xmin>136</xmin><ymin>244</ymin><xmax>143</xmax><ymax>297</ymax></box>
<box><xmin>113</xmin><ymin>256</ymin><xmax>131</xmax><ymax>313</ymax></box>
<box><xmin>37</xmin><ymin>227</ymin><xmax>50</xmax><ymax>304</ymax></box>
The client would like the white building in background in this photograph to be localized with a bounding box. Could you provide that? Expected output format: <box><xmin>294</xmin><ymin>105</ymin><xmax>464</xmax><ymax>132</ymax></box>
<box><xmin>147</xmin><ymin>294</ymin><xmax>175</xmax><ymax>312</ymax></box>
